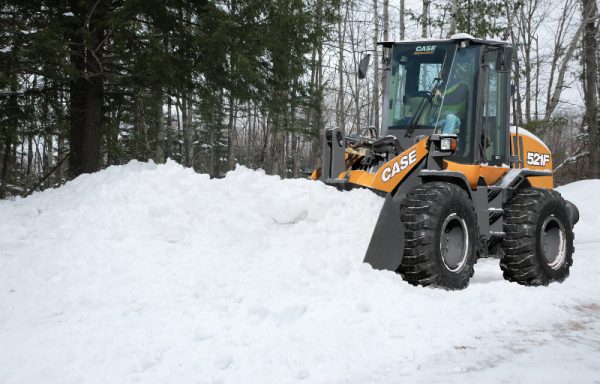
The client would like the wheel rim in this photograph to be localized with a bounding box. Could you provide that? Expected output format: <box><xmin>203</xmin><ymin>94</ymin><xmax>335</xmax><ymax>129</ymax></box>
<box><xmin>542</xmin><ymin>215</ymin><xmax>567</xmax><ymax>270</ymax></box>
<box><xmin>440</xmin><ymin>213</ymin><xmax>469</xmax><ymax>272</ymax></box>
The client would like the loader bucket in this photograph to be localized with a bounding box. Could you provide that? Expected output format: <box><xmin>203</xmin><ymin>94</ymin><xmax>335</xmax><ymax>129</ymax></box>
<box><xmin>363</xmin><ymin>193</ymin><xmax>406</xmax><ymax>271</ymax></box>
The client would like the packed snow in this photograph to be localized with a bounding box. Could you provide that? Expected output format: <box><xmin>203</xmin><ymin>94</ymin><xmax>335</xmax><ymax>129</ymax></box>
<box><xmin>1</xmin><ymin>161</ymin><xmax>599</xmax><ymax>383</ymax></box>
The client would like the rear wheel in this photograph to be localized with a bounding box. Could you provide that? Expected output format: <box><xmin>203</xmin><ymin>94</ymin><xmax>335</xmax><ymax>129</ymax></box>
<box><xmin>501</xmin><ymin>188</ymin><xmax>574</xmax><ymax>286</ymax></box>
<box><xmin>398</xmin><ymin>182</ymin><xmax>478</xmax><ymax>290</ymax></box>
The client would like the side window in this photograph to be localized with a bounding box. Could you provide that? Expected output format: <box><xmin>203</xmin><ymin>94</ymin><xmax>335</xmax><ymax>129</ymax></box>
<box><xmin>483</xmin><ymin>50</ymin><xmax>508</xmax><ymax>165</ymax></box>
<box><xmin>418</xmin><ymin>63</ymin><xmax>441</xmax><ymax>91</ymax></box>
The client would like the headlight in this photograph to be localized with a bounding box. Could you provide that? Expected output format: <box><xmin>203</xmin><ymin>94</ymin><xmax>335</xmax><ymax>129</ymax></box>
<box><xmin>440</xmin><ymin>137</ymin><xmax>458</xmax><ymax>151</ymax></box>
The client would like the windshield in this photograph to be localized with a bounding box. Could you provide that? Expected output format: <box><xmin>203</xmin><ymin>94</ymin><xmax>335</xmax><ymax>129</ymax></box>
<box><xmin>387</xmin><ymin>43</ymin><xmax>455</xmax><ymax>129</ymax></box>
<box><xmin>386</xmin><ymin>42</ymin><xmax>480</xmax><ymax>163</ymax></box>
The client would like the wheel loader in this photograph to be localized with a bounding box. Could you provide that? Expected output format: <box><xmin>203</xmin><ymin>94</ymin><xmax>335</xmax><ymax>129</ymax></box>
<box><xmin>313</xmin><ymin>34</ymin><xmax>579</xmax><ymax>289</ymax></box>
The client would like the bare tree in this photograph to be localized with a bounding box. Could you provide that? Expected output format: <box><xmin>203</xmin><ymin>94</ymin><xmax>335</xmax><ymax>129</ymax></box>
<box><xmin>447</xmin><ymin>0</ymin><xmax>459</xmax><ymax>37</ymax></box>
<box><xmin>337</xmin><ymin>1</ymin><xmax>348</xmax><ymax>131</ymax></box>
<box><xmin>153</xmin><ymin>89</ymin><xmax>165</xmax><ymax>163</ymax></box>
<box><xmin>180</xmin><ymin>95</ymin><xmax>194</xmax><ymax>168</ymax></box>
<box><xmin>544</xmin><ymin>3</ymin><xmax>584</xmax><ymax>119</ymax></box>
<box><xmin>422</xmin><ymin>0</ymin><xmax>430</xmax><ymax>38</ymax></box>
<box><xmin>226</xmin><ymin>97</ymin><xmax>237</xmax><ymax>171</ymax></box>
<box><xmin>399</xmin><ymin>0</ymin><xmax>405</xmax><ymax>40</ymax></box>
<box><xmin>516</xmin><ymin>0</ymin><xmax>548</xmax><ymax>123</ymax></box>
<box><xmin>373</xmin><ymin>0</ymin><xmax>380</xmax><ymax>134</ymax></box>
<box><xmin>505</xmin><ymin>0</ymin><xmax>524</xmax><ymax>126</ymax></box>
<box><xmin>581</xmin><ymin>0</ymin><xmax>599</xmax><ymax>177</ymax></box>
<box><xmin>383</xmin><ymin>0</ymin><xmax>389</xmax><ymax>40</ymax></box>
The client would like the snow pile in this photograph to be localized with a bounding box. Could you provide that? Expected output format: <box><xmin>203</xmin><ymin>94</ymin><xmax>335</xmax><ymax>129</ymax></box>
<box><xmin>556</xmin><ymin>180</ymin><xmax>600</xmax><ymax>245</ymax></box>
<box><xmin>1</xmin><ymin>161</ymin><xmax>599</xmax><ymax>383</ymax></box>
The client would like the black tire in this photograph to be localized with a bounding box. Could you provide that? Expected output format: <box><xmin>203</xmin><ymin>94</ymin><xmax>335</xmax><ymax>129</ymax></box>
<box><xmin>398</xmin><ymin>182</ymin><xmax>478</xmax><ymax>290</ymax></box>
<box><xmin>501</xmin><ymin>188</ymin><xmax>574</xmax><ymax>286</ymax></box>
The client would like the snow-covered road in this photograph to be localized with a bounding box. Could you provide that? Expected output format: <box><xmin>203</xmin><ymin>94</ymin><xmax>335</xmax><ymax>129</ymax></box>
<box><xmin>1</xmin><ymin>161</ymin><xmax>599</xmax><ymax>383</ymax></box>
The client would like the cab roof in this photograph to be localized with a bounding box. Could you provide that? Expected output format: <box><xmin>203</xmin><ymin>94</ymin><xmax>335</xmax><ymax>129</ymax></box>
<box><xmin>377</xmin><ymin>34</ymin><xmax>512</xmax><ymax>48</ymax></box>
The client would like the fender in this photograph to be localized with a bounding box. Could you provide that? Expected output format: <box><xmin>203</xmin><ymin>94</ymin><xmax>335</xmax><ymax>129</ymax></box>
<box><xmin>499</xmin><ymin>168</ymin><xmax>553</xmax><ymax>191</ymax></box>
<box><xmin>417</xmin><ymin>170</ymin><xmax>473</xmax><ymax>197</ymax></box>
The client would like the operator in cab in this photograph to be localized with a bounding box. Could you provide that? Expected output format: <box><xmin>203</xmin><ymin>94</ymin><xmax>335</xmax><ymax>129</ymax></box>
<box><xmin>432</xmin><ymin>60</ymin><xmax>470</xmax><ymax>136</ymax></box>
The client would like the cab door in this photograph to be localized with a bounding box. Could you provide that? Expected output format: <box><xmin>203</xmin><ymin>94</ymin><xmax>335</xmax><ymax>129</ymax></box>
<box><xmin>480</xmin><ymin>47</ymin><xmax>511</xmax><ymax>167</ymax></box>
<box><xmin>475</xmin><ymin>46</ymin><xmax>512</xmax><ymax>184</ymax></box>
<box><xmin>443</xmin><ymin>45</ymin><xmax>513</xmax><ymax>187</ymax></box>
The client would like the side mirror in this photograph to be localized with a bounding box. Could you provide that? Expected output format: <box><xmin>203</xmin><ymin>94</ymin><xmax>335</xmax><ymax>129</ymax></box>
<box><xmin>358</xmin><ymin>54</ymin><xmax>371</xmax><ymax>79</ymax></box>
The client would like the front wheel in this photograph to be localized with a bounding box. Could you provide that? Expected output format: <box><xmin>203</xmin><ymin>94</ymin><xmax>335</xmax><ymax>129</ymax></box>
<box><xmin>398</xmin><ymin>182</ymin><xmax>478</xmax><ymax>290</ymax></box>
<box><xmin>501</xmin><ymin>188</ymin><xmax>574</xmax><ymax>286</ymax></box>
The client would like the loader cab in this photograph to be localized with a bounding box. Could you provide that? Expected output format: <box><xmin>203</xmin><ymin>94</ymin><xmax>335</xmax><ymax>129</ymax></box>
<box><xmin>381</xmin><ymin>37</ymin><xmax>512</xmax><ymax>166</ymax></box>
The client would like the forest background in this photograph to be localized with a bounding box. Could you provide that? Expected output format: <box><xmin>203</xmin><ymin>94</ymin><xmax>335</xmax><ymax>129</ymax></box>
<box><xmin>1</xmin><ymin>0</ymin><xmax>598</xmax><ymax>198</ymax></box>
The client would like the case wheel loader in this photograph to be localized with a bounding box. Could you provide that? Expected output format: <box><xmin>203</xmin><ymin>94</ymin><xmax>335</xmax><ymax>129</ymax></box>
<box><xmin>313</xmin><ymin>35</ymin><xmax>579</xmax><ymax>290</ymax></box>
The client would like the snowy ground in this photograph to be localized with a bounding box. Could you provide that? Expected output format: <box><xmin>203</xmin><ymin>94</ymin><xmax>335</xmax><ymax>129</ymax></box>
<box><xmin>1</xmin><ymin>161</ymin><xmax>599</xmax><ymax>384</ymax></box>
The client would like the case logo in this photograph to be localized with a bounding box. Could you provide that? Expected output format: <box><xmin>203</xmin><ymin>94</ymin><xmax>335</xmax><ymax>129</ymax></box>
<box><xmin>415</xmin><ymin>45</ymin><xmax>436</xmax><ymax>53</ymax></box>
<box><xmin>526</xmin><ymin>152</ymin><xmax>550</xmax><ymax>167</ymax></box>
<box><xmin>381</xmin><ymin>149</ymin><xmax>418</xmax><ymax>182</ymax></box>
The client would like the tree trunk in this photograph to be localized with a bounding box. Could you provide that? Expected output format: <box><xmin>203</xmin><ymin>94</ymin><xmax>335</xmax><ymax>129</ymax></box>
<box><xmin>166</xmin><ymin>95</ymin><xmax>173</xmax><ymax>160</ymax></box>
<box><xmin>399</xmin><ymin>0</ymin><xmax>405</xmax><ymax>40</ymax></box>
<box><xmin>448</xmin><ymin>0</ymin><xmax>459</xmax><ymax>37</ymax></box>
<box><xmin>534</xmin><ymin>37</ymin><xmax>540</xmax><ymax>120</ymax></box>
<box><xmin>373</xmin><ymin>0</ymin><xmax>380</xmax><ymax>134</ymax></box>
<box><xmin>383</xmin><ymin>0</ymin><xmax>389</xmax><ymax>41</ymax></box>
<box><xmin>518</xmin><ymin>5</ymin><xmax>532</xmax><ymax>123</ymax></box>
<box><xmin>135</xmin><ymin>94</ymin><xmax>150</xmax><ymax>161</ymax></box>
<box><xmin>291</xmin><ymin>132</ymin><xmax>299</xmax><ymax>177</ymax></box>
<box><xmin>351</xmin><ymin>18</ymin><xmax>360</xmax><ymax>132</ymax></box>
<box><xmin>0</xmin><ymin>137</ymin><xmax>11</xmax><ymax>199</ymax></box>
<box><xmin>68</xmin><ymin>0</ymin><xmax>106</xmax><ymax>177</ymax></box>
<box><xmin>57</xmin><ymin>90</ymin><xmax>66</xmax><ymax>181</ymax></box>
<box><xmin>69</xmin><ymin>63</ymin><xmax>103</xmax><ymax>176</ymax></box>
<box><xmin>259</xmin><ymin>113</ymin><xmax>270</xmax><ymax>169</ymax></box>
<box><xmin>153</xmin><ymin>88</ymin><xmax>165</xmax><ymax>163</ymax></box>
<box><xmin>582</xmin><ymin>0</ymin><xmax>599</xmax><ymax>178</ymax></box>
<box><xmin>107</xmin><ymin>104</ymin><xmax>122</xmax><ymax>166</ymax></box>
<box><xmin>181</xmin><ymin>94</ymin><xmax>194</xmax><ymax>168</ymax></box>
<box><xmin>337</xmin><ymin>1</ymin><xmax>346</xmax><ymax>130</ymax></box>
<box><xmin>26</xmin><ymin>135</ymin><xmax>33</xmax><ymax>187</ymax></box>
<box><xmin>175</xmin><ymin>96</ymin><xmax>182</xmax><ymax>162</ymax></box>
<box><xmin>226</xmin><ymin>95</ymin><xmax>237</xmax><ymax>171</ymax></box>
<box><xmin>311</xmin><ymin>0</ymin><xmax>325</xmax><ymax>169</ymax></box>
<box><xmin>208</xmin><ymin>110</ymin><xmax>216</xmax><ymax>176</ymax></box>
<box><xmin>291</xmin><ymin>86</ymin><xmax>299</xmax><ymax>177</ymax></box>
<box><xmin>507</xmin><ymin>10</ymin><xmax>523</xmax><ymax>127</ymax></box>
<box><xmin>44</xmin><ymin>133</ymin><xmax>53</xmax><ymax>188</ymax></box>
<box><xmin>57</xmin><ymin>134</ymin><xmax>65</xmax><ymax>184</ymax></box>
<box><xmin>422</xmin><ymin>0</ymin><xmax>430</xmax><ymax>38</ymax></box>
<box><xmin>270</xmin><ymin>88</ymin><xmax>288</xmax><ymax>177</ymax></box>
<box><xmin>1</xmin><ymin>77</ymin><xmax>18</xmax><ymax>198</ymax></box>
